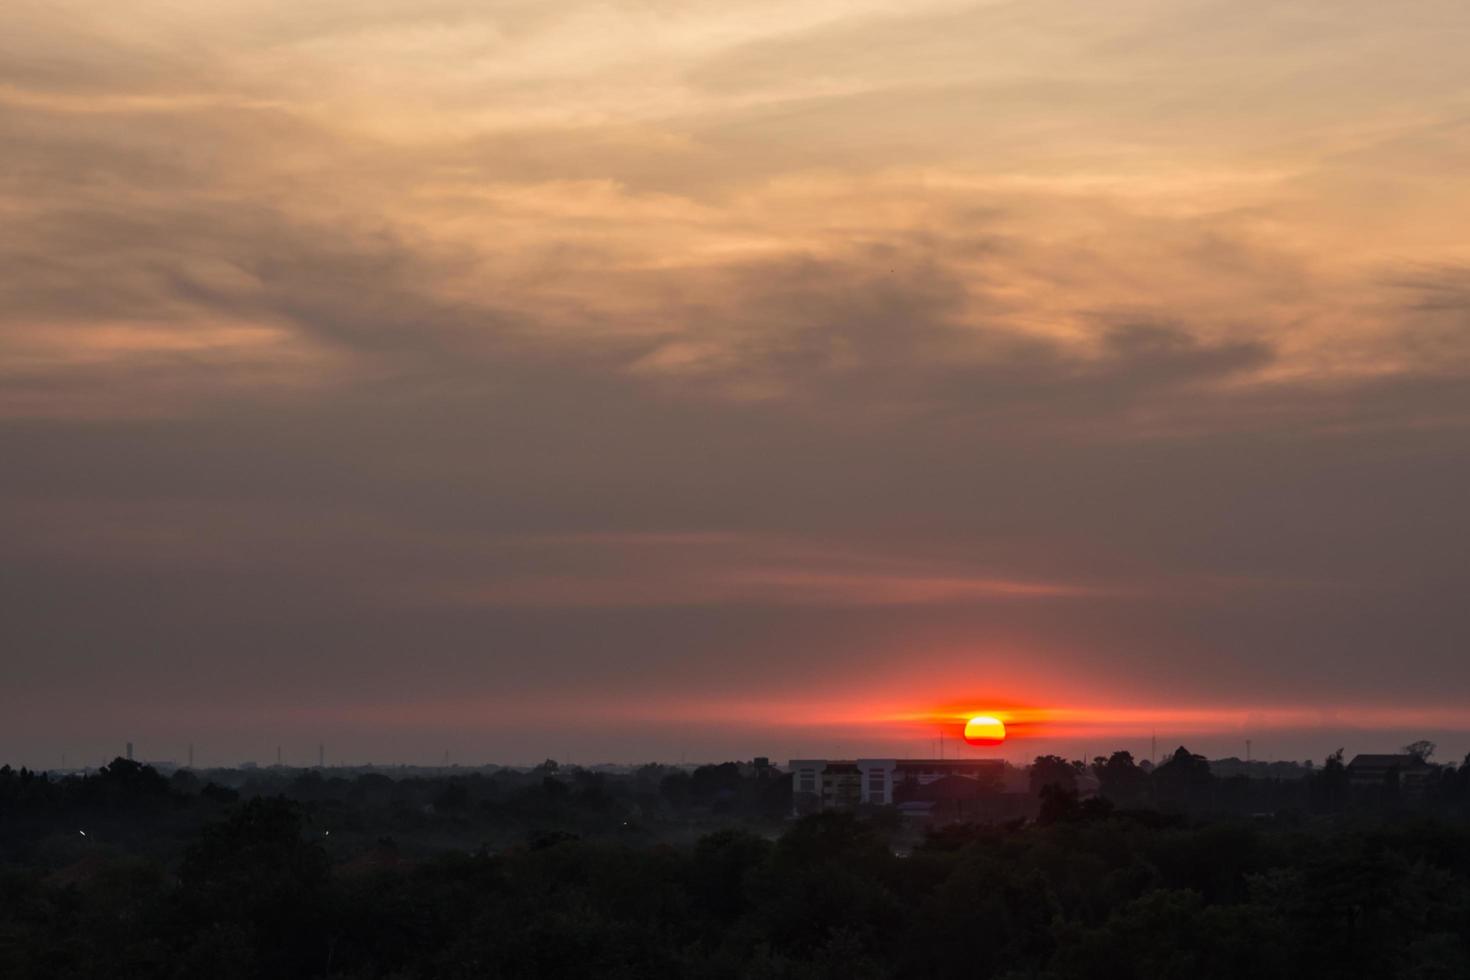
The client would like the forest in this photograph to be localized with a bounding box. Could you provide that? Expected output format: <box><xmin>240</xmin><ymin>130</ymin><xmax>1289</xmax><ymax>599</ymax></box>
<box><xmin>2</xmin><ymin>749</ymin><xmax>1469</xmax><ymax>978</ymax></box>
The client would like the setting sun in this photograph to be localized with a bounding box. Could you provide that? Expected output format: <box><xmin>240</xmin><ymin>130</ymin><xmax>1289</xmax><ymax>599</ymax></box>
<box><xmin>963</xmin><ymin>715</ymin><xmax>1007</xmax><ymax>746</ymax></box>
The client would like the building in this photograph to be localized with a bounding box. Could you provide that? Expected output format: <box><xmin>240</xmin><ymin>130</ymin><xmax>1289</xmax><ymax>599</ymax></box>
<box><xmin>789</xmin><ymin>758</ymin><xmax>1014</xmax><ymax>815</ymax></box>
<box><xmin>1346</xmin><ymin>754</ymin><xmax>1436</xmax><ymax>798</ymax></box>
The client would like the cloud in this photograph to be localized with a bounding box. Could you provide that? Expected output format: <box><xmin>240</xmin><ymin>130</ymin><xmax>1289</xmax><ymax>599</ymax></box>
<box><xmin>3</xmin><ymin>0</ymin><xmax>1470</xmax><ymax>762</ymax></box>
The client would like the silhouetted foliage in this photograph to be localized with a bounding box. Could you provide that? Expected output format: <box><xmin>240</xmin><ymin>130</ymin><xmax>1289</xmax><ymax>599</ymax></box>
<box><xmin>1092</xmin><ymin>750</ymin><xmax>1150</xmax><ymax>808</ymax></box>
<box><xmin>3</xmin><ymin>751</ymin><xmax>1470</xmax><ymax>977</ymax></box>
<box><xmin>1154</xmin><ymin>745</ymin><xmax>1214</xmax><ymax>809</ymax></box>
<box><xmin>1405</xmin><ymin>739</ymin><xmax>1437</xmax><ymax>762</ymax></box>
<box><xmin>1030</xmin><ymin>754</ymin><xmax>1080</xmax><ymax>795</ymax></box>
<box><xmin>1310</xmin><ymin>749</ymin><xmax>1350</xmax><ymax>813</ymax></box>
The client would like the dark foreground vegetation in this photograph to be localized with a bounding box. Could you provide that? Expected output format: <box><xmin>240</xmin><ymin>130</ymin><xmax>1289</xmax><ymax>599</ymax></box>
<box><xmin>3</xmin><ymin>751</ymin><xmax>1470</xmax><ymax>979</ymax></box>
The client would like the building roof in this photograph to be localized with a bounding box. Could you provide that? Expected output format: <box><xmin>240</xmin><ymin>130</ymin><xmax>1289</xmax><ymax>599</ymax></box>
<box><xmin>1347</xmin><ymin>754</ymin><xmax>1430</xmax><ymax>770</ymax></box>
<box><xmin>789</xmin><ymin>758</ymin><xmax>1005</xmax><ymax>770</ymax></box>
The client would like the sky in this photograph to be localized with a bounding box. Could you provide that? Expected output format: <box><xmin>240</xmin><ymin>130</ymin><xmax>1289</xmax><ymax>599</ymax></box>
<box><xmin>3</xmin><ymin>0</ymin><xmax>1469</xmax><ymax>769</ymax></box>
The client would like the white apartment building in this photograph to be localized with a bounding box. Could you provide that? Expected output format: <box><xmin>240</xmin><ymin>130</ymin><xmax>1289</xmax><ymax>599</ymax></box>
<box><xmin>789</xmin><ymin>758</ymin><xmax>1010</xmax><ymax>812</ymax></box>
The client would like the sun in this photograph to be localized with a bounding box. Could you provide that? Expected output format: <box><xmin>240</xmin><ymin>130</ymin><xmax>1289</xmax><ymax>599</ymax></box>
<box><xmin>963</xmin><ymin>715</ymin><xmax>1007</xmax><ymax>746</ymax></box>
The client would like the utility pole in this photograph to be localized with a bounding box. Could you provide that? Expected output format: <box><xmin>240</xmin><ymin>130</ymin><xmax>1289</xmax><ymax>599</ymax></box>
<box><xmin>1246</xmin><ymin>739</ymin><xmax>1252</xmax><ymax>763</ymax></box>
<box><xmin>126</xmin><ymin>741</ymin><xmax>133</xmax><ymax>761</ymax></box>
<box><xmin>276</xmin><ymin>746</ymin><xmax>282</xmax><ymax>767</ymax></box>
<box><xmin>319</xmin><ymin>744</ymin><xmax>325</xmax><ymax>768</ymax></box>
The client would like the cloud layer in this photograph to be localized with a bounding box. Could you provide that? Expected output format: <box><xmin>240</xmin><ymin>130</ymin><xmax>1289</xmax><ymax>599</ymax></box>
<box><xmin>3</xmin><ymin>0</ymin><xmax>1469</xmax><ymax>765</ymax></box>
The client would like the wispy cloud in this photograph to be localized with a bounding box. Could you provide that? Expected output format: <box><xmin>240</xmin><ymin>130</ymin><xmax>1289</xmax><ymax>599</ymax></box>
<box><xmin>4</xmin><ymin>0</ymin><xmax>1470</xmax><ymax>763</ymax></box>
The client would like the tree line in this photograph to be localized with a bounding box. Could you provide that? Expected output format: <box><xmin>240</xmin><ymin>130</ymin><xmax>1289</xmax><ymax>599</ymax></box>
<box><xmin>2</xmin><ymin>749</ymin><xmax>1469</xmax><ymax>977</ymax></box>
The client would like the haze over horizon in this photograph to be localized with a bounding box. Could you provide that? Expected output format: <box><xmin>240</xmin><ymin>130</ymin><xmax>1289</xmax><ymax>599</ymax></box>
<box><xmin>4</xmin><ymin>0</ymin><xmax>1469</xmax><ymax>770</ymax></box>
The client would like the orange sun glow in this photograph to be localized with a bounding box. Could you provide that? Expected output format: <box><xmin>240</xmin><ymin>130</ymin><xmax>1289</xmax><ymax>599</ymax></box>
<box><xmin>963</xmin><ymin>715</ymin><xmax>1007</xmax><ymax>746</ymax></box>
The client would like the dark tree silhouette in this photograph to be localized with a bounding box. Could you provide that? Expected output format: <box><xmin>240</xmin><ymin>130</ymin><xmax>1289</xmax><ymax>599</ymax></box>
<box><xmin>1093</xmin><ymin>750</ymin><xmax>1150</xmax><ymax>807</ymax></box>
<box><xmin>1404</xmin><ymin>739</ymin><xmax>1437</xmax><ymax>762</ymax></box>
<box><xmin>1029</xmin><ymin>754</ymin><xmax>1079</xmax><ymax>796</ymax></box>
<box><xmin>1154</xmin><ymin>746</ymin><xmax>1214</xmax><ymax>809</ymax></box>
<box><xmin>1310</xmin><ymin>748</ymin><xmax>1350</xmax><ymax>812</ymax></box>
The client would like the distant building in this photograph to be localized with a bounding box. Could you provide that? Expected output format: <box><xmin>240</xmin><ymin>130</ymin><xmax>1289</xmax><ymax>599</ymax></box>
<box><xmin>789</xmin><ymin>758</ymin><xmax>1016</xmax><ymax>816</ymax></box>
<box><xmin>1346</xmin><ymin>754</ymin><xmax>1436</xmax><ymax>798</ymax></box>
<box><xmin>743</xmin><ymin>757</ymin><xmax>774</xmax><ymax>779</ymax></box>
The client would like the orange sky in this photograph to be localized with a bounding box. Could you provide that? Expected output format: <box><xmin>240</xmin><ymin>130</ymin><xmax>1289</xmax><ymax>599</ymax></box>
<box><xmin>3</xmin><ymin>0</ymin><xmax>1470</xmax><ymax>767</ymax></box>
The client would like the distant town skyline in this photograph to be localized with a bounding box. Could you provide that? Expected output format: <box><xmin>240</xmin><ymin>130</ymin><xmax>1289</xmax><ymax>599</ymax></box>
<box><xmin>25</xmin><ymin>721</ymin><xmax>1470</xmax><ymax>775</ymax></box>
<box><xmin>4</xmin><ymin>1</ymin><xmax>1470</xmax><ymax>768</ymax></box>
